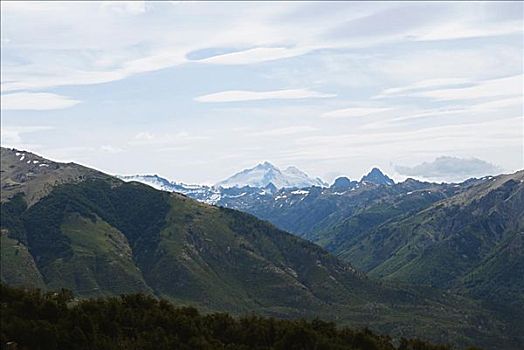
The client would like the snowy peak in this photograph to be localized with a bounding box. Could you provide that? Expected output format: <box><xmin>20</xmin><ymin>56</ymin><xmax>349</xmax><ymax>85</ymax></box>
<box><xmin>284</xmin><ymin>166</ymin><xmax>307</xmax><ymax>177</ymax></box>
<box><xmin>360</xmin><ymin>167</ymin><xmax>394</xmax><ymax>186</ymax></box>
<box><xmin>256</xmin><ymin>161</ymin><xmax>278</xmax><ymax>170</ymax></box>
<box><xmin>117</xmin><ymin>174</ymin><xmax>223</xmax><ymax>205</ymax></box>
<box><xmin>216</xmin><ymin>163</ymin><xmax>327</xmax><ymax>189</ymax></box>
<box><xmin>117</xmin><ymin>174</ymin><xmax>173</xmax><ymax>191</ymax></box>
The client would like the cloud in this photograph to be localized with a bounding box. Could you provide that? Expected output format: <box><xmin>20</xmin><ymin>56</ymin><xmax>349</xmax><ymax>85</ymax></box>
<box><xmin>248</xmin><ymin>126</ymin><xmax>317</xmax><ymax>137</ymax></box>
<box><xmin>100</xmin><ymin>1</ymin><xmax>146</xmax><ymax>15</ymax></box>
<box><xmin>375</xmin><ymin>78</ymin><xmax>471</xmax><ymax>98</ymax></box>
<box><xmin>1</xmin><ymin>49</ymin><xmax>187</xmax><ymax>93</ymax></box>
<box><xmin>412</xmin><ymin>18</ymin><xmax>523</xmax><ymax>41</ymax></box>
<box><xmin>291</xmin><ymin>117</ymin><xmax>522</xmax><ymax>172</ymax></box>
<box><xmin>2</xmin><ymin>2</ymin><xmax>522</xmax><ymax>94</ymax></box>
<box><xmin>195</xmin><ymin>89</ymin><xmax>335</xmax><ymax>103</ymax></box>
<box><xmin>1</xmin><ymin>92</ymin><xmax>80</xmax><ymax>110</ymax></box>
<box><xmin>395</xmin><ymin>156</ymin><xmax>502</xmax><ymax>181</ymax></box>
<box><xmin>373</xmin><ymin>46</ymin><xmax>522</xmax><ymax>84</ymax></box>
<box><xmin>412</xmin><ymin>74</ymin><xmax>523</xmax><ymax>101</ymax></box>
<box><xmin>100</xmin><ymin>145</ymin><xmax>123</xmax><ymax>154</ymax></box>
<box><xmin>0</xmin><ymin>125</ymin><xmax>53</xmax><ymax>145</ymax></box>
<box><xmin>321</xmin><ymin>107</ymin><xmax>392</xmax><ymax>119</ymax></box>
<box><xmin>193</xmin><ymin>47</ymin><xmax>312</xmax><ymax>65</ymax></box>
<box><xmin>130</xmin><ymin>131</ymin><xmax>208</xmax><ymax>145</ymax></box>
<box><xmin>134</xmin><ymin>132</ymin><xmax>155</xmax><ymax>141</ymax></box>
<box><xmin>1</xmin><ymin>2</ymin><xmax>522</xmax><ymax>184</ymax></box>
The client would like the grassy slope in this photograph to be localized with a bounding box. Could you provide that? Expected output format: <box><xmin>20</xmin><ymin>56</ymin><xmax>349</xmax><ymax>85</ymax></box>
<box><xmin>366</xmin><ymin>172</ymin><xmax>524</xmax><ymax>287</ymax></box>
<box><xmin>0</xmin><ymin>233</ymin><xmax>45</xmax><ymax>289</ymax></box>
<box><xmin>41</xmin><ymin>213</ymin><xmax>152</xmax><ymax>296</ymax></box>
<box><xmin>0</xmin><ymin>180</ymin><xmax>519</xmax><ymax>348</ymax></box>
<box><xmin>1</xmin><ymin>147</ymin><xmax>522</xmax><ymax>348</ymax></box>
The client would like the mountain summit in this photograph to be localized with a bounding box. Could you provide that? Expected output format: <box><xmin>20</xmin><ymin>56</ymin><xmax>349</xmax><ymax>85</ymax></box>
<box><xmin>216</xmin><ymin>162</ymin><xmax>327</xmax><ymax>189</ymax></box>
<box><xmin>360</xmin><ymin>167</ymin><xmax>394</xmax><ymax>186</ymax></box>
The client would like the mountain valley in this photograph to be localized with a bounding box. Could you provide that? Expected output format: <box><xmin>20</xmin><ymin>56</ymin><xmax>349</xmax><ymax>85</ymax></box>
<box><xmin>1</xmin><ymin>147</ymin><xmax>523</xmax><ymax>349</ymax></box>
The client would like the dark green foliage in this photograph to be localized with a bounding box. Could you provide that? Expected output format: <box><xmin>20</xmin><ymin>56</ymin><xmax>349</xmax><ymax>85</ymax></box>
<box><xmin>0</xmin><ymin>284</ymin><xmax>453</xmax><ymax>350</ymax></box>
<box><xmin>1</xmin><ymin>180</ymin><xmax>171</xmax><ymax>281</ymax></box>
<box><xmin>22</xmin><ymin>190</ymin><xmax>75</xmax><ymax>266</ymax></box>
<box><xmin>1</xmin><ymin>149</ymin><xmax>522</xmax><ymax>349</ymax></box>
<box><xmin>0</xmin><ymin>193</ymin><xmax>28</xmax><ymax>242</ymax></box>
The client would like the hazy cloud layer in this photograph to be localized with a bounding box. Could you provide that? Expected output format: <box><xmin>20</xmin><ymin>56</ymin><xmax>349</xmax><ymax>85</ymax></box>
<box><xmin>395</xmin><ymin>156</ymin><xmax>503</xmax><ymax>182</ymax></box>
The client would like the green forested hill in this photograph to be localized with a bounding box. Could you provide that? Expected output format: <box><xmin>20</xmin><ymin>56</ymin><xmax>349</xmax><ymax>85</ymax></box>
<box><xmin>209</xmin><ymin>161</ymin><xmax>523</xmax><ymax>336</ymax></box>
<box><xmin>327</xmin><ymin>172</ymin><xmax>523</xmax><ymax>306</ymax></box>
<box><xmin>0</xmin><ymin>147</ymin><xmax>522</xmax><ymax>349</ymax></box>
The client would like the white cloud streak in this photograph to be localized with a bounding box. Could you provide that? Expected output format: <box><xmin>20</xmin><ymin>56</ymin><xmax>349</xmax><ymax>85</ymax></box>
<box><xmin>413</xmin><ymin>19</ymin><xmax>523</xmax><ymax>42</ymax></box>
<box><xmin>321</xmin><ymin>107</ymin><xmax>392</xmax><ymax>119</ymax></box>
<box><xmin>194</xmin><ymin>47</ymin><xmax>312</xmax><ymax>65</ymax></box>
<box><xmin>376</xmin><ymin>78</ymin><xmax>472</xmax><ymax>97</ymax></box>
<box><xmin>195</xmin><ymin>89</ymin><xmax>335</xmax><ymax>103</ymax></box>
<box><xmin>248</xmin><ymin>126</ymin><xmax>317</xmax><ymax>137</ymax></box>
<box><xmin>1</xmin><ymin>92</ymin><xmax>80</xmax><ymax>110</ymax></box>
<box><xmin>412</xmin><ymin>74</ymin><xmax>523</xmax><ymax>101</ymax></box>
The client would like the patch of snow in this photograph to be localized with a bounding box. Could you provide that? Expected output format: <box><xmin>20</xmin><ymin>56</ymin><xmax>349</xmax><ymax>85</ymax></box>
<box><xmin>204</xmin><ymin>193</ymin><xmax>221</xmax><ymax>205</ymax></box>
<box><xmin>15</xmin><ymin>152</ymin><xmax>21</xmax><ymax>156</ymax></box>
<box><xmin>39</xmin><ymin>164</ymin><xmax>49</xmax><ymax>167</ymax></box>
<box><xmin>20</xmin><ymin>155</ymin><xmax>25</xmax><ymax>161</ymax></box>
<box><xmin>291</xmin><ymin>190</ymin><xmax>309</xmax><ymax>195</ymax></box>
<box><xmin>225</xmin><ymin>192</ymin><xmax>246</xmax><ymax>198</ymax></box>
<box><xmin>179</xmin><ymin>183</ymin><xmax>204</xmax><ymax>190</ymax></box>
<box><xmin>118</xmin><ymin>175</ymin><xmax>172</xmax><ymax>191</ymax></box>
<box><xmin>33</xmin><ymin>160</ymin><xmax>39</xmax><ymax>164</ymax></box>
<box><xmin>406</xmin><ymin>191</ymin><xmax>413</xmax><ymax>195</ymax></box>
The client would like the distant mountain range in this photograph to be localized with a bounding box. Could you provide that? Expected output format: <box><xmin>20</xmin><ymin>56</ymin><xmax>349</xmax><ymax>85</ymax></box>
<box><xmin>119</xmin><ymin>161</ymin><xmax>524</xmax><ymax>330</ymax></box>
<box><xmin>119</xmin><ymin>161</ymin><xmax>327</xmax><ymax>198</ymax></box>
<box><xmin>2</xmin><ymin>147</ymin><xmax>523</xmax><ymax>349</ymax></box>
<box><xmin>117</xmin><ymin>164</ymin><xmax>394</xmax><ymax>205</ymax></box>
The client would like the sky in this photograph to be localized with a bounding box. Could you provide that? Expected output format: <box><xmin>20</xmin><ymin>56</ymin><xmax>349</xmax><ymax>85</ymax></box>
<box><xmin>1</xmin><ymin>1</ymin><xmax>523</xmax><ymax>184</ymax></box>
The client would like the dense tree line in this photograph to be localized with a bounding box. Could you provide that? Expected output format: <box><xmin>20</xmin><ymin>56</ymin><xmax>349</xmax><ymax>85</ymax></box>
<box><xmin>1</xmin><ymin>284</ymin><xmax>479</xmax><ymax>350</ymax></box>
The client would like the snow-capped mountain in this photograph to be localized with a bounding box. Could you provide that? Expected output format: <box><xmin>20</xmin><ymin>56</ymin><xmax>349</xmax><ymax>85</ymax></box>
<box><xmin>117</xmin><ymin>174</ymin><xmax>222</xmax><ymax>204</ymax></box>
<box><xmin>117</xmin><ymin>175</ymin><xmax>173</xmax><ymax>191</ymax></box>
<box><xmin>216</xmin><ymin>162</ymin><xmax>327</xmax><ymax>189</ymax></box>
<box><xmin>117</xmin><ymin>167</ymin><xmax>396</xmax><ymax>210</ymax></box>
